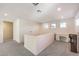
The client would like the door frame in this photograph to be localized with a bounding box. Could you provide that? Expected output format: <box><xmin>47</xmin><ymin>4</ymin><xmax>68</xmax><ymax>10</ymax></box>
<box><xmin>3</xmin><ymin>21</ymin><xmax>13</xmax><ymax>42</ymax></box>
<box><xmin>0</xmin><ymin>19</ymin><xmax>20</xmax><ymax>43</ymax></box>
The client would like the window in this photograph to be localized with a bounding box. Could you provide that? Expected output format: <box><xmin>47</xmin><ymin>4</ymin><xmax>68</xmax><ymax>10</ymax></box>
<box><xmin>43</xmin><ymin>23</ymin><xmax>49</xmax><ymax>29</ymax></box>
<box><xmin>75</xmin><ymin>18</ymin><xmax>79</xmax><ymax>26</ymax></box>
<box><xmin>51</xmin><ymin>23</ymin><xmax>56</xmax><ymax>28</ymax></box>
<box><xmin>60</xmin><ymin>22</ymin><xmax>67</xmax><ymax>28</ymax></box>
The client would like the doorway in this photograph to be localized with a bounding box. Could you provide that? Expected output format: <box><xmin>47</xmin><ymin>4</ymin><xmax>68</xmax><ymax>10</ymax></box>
<box><xmin>3</xmin><ymin>21</ymin><xmax>13</xmax><ymax>42</ymax></box>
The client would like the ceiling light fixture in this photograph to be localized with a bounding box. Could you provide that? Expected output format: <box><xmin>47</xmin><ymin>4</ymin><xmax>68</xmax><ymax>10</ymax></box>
<box><xmin>61</xmin><ymin>16</ymin><xmax>64</xmax><ymax>19</ymax></box>
<box><xmin>4</xmin><ymin>13</ymin><xmax>8</xmax><ymax>16</ymax></box>
<box><xmin>37</xmin><ymin>10</ymin><xmax>41</xmax><ymax>13</ymax></box>
<box><xmin>57</xmin><ymin>7</ymin><xmax>61</xmax><ymax>11</ymax></box>
<box><xmin>32</xmin><ymin>3</ymin><xmax>39</xmax><ymax>6</ymax></box>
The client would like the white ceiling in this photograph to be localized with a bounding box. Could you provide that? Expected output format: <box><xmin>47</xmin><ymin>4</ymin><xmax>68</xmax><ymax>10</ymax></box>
<box><xmin>0</xmin><ymin>3</ymin><xmax>79</xmax><ymax>23</ymax></box>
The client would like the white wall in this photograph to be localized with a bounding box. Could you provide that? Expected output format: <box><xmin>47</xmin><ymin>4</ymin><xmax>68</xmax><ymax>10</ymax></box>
<box><xmin>17</xmin><ymin>19</ymin><xmax>41</xmax><ymax>43</ymax></box>
<box><xmin>13</xmin><ymin>19</ymin><xmax>20</xmax><ymax>43</ymax></box>
<box><xmin>56</xmin><ymin>18</ymin><xmax>76</xmax><ymax>34</ymax></box>
<box><xmin>39</xmin><ymin>18</ymin><xmax>77</xmax><ymax>35</ymax></box>
<box><xmin>0</xmin><ymin>21</ymin><xmax>3</xmax><ymax>43</ymax></box>
<box><xmin>75</xmin><ymin>11</ymin><xmax>79</xmax><ymax>33</ymax></box>
<box><xmin>0</xmin><ymin>17</ymin><xmax>78</xmax><ymax>43</ymax></box>
<box><xmin>75</xmin><ymin>25</ymin><xmax>79</xmax><ymax>33</ymax></box>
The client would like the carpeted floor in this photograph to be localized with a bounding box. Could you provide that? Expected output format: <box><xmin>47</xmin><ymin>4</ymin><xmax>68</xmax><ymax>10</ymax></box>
<box><xmin>0</xmin><ymin>40</ymin><xmax>79</xmax><ymax>56</ymax></box>
<box><xmin>0</xmin><ymin>41</ymin><xmax>34</xmax><ymax>56</ymax></box>
<box><xmin>38</xmin><ymin>41</ymin><xmax>79</xmax><ymax>56</ymax></box>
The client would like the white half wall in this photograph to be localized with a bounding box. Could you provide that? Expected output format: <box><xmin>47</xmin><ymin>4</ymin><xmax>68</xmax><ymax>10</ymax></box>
<box><xmin>0</xmin><ymin>21</ymin><xmax>3</xmax><ymax>43</ymax></box>
<box><xmin>19</xmin><ymin>20</ymin><xmax>41</xmax><ymax>43</ymax></box>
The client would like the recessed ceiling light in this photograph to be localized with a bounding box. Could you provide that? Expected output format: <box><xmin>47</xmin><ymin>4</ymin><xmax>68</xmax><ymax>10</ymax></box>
<box><xmin>37</xmin><ymin>10</ymin><xmax>41</xmax><ymax>12</ymax></box>
<box><xmin>57</xmin><ymin>8</ymin><xmax>61</xmax><ymax>11</ymax></box>
<box><xmin>32</xmin><ymin>3</ymin><xmax>39</xmax><ymax>6</ymax></box>
<box><xmin>61</xmin><ymin>16</ymin><xmax>64</xmax><ymax>19</ymax></box>
<box><xmin>4</xmin><ymin>13</ymin><xmax>8</xmax><ymax>16</ymax></box>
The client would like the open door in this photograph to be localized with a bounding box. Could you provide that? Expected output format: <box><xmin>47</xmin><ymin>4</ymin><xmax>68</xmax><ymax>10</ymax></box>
<box><xmin>69</xmin><ymin>34</ymin><xmax>77</xmax><ymax>53</ymax></box>
<box><xmin>3</xmin><ymin>21</ymin><xmax>13</xmax><ymax>42</ymax></box>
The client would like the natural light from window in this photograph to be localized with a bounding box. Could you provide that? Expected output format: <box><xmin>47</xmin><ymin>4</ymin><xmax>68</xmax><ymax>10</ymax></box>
<box><xmin>51</xmin><ymin>23</ymin><xmax>56</xmax><ymax>28</ymax></box>
<box><xmin>75</xmin><ymin>18</ymin><xmax>79</xmax><ymax>26</ymax></box>
<box><xmin>60</xmin><ymin>22</ymin><xmax>67</xmax><ymax>28</ymax></box>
